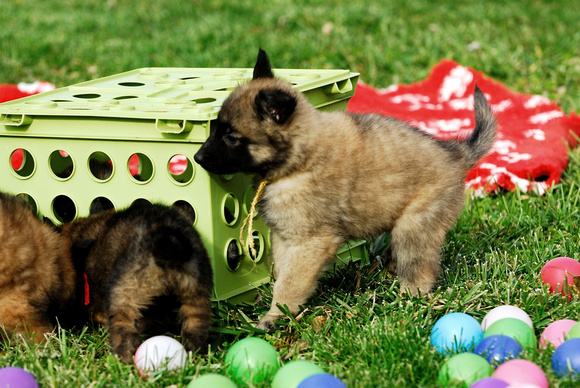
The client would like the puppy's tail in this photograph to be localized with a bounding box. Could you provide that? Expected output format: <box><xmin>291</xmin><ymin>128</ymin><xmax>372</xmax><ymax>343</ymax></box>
<box><xmin>462</xmin><ymin>85</ymin><xmax>497</xmax><ymax>168</ymax></box>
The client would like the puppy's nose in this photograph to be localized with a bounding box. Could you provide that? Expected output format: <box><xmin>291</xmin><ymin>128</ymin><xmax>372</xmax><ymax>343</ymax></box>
<box><xmin>193</xmin><ymin>152</ymin><xmax>204</xmax><ymax>165</ymax></box>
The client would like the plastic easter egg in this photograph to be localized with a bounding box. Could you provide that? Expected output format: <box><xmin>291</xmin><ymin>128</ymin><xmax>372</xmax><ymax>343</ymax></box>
<box><xmin>0</xmin><ymin>367</ymin><xmax>39</xmax><ymax>388</ymax></box>
<box><xmin>552</xmin><ymin>338</ymin><xmax>580</xmax><ymax>378</ymax></box>
<box><xmin>483</xmin><ymin>318</ymin><xmax>536</xmax><ymax>350</ymax></box>
<box><xmin>438</xmin><ymin>353</ymin><xmax>492</xmax><ymax>387</ymax></box>
<box><xmin>297</xmin><ymin>373</ymin><xmax>347</xmax><ymax>388</ymax></box>
<box><xmin>430</xmin><ymin>312</ymin><xmax>483</xmax><ymax>355</ymax></box>
<box><xmin>474</xmin><ymin>334</ymin><xmax>523</xmax><ymax>365</ymax></box>
<box><xmin>492</xmin><ymin>359</ymin><xmax>548</xmax><ymax>388</ymax></box>
<box><xmin>225</xmin><ymin>337</ymin><xmax>279</xmax><ymax>385</ymax></box>
<box><xmin>187</xmin><ymin>373</ymin><xmax>238</xmax><ymax>388</ymax></box>
<box><xmin>568</xmin><ymin>321</ymin><xmax>580</xmax><ymax>338</ymax></box>
<box><xmin>539</xmin><ymin>319</ymin><xmax>577</xmax><ymax>349</ymax></box>
<box><xmin>481</xmin><ymin>305</ymin><xmax>533</xmax><ymax>331</ymax></box>
<box><xmin>271</xmin><ymin>360</ymin><xmax>325</xmax><ymax>388</ymax></box>
<box><xmin>134</xmin><ymin>335</ymin><xmax>187</xmax><ymax>373</ymax></box>
<box><xmin>540</xmin><ymin>257</ymin><xmax>580</xmax><ymax>300</ymax></box>
<box><xmin>469</xmin><ymin>377</ymin><xmax>509</xmax><ymax>388</ymax></box>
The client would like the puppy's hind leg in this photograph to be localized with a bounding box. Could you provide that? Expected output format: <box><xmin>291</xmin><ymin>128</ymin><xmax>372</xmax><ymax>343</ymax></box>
<box><xmin>390</xmin><ymin>210</ymin><xmax>452</xmax><ymax>296</ymax></box>
<box><xmin>106</xmin><ymin>276</ymin><xmax>165</xmax><ymax>363</ymax></box>
<box><xmin>176</xmin><ymin>290</ymin><xmax>212</xmax><ymax>354</ymax></box>
<box><xmin>256</xmin><ymin>234</ymin><xmax>341</xmax><ymax>331</ymax></box>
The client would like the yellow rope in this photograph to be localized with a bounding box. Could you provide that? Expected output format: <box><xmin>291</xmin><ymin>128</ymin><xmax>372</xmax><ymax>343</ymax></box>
<box><xmin>240</xmin><ymin>179</ymin><xmax>269</xmax><ymax>259</ymax></box>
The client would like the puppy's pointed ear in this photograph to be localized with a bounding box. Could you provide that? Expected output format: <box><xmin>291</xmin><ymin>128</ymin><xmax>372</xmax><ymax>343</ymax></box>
<box><xmin>253</xmin><ymin>48</ymin><xmax>274</xmax><ymax>79</ymax></box>
<box><xmin>255</xmin><ymin>89</ymin><xmax>297</xmax><ymax>125</ymax></box>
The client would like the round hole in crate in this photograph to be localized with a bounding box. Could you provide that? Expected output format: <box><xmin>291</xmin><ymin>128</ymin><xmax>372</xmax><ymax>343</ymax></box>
<box><xmin>191</xmin><ymin>97</ymin><xmax>216</xmax><ymax>104</ymax></box>
<box><xmin>168</xmin><ymin>154</ymin><xmax>194</xmax><ymax>185</ymax></box>
<box><xmin>225</xmin><ymin>239</ymin><xmax>243</xmax><ymax>271</ymax></box>
<box><xmin>242</xmin><ymin>185</ymin><xmax>259</xmax><ymax>217</ymax></box>
<box><xmin>222</xmin><ymin>193</ymin><xmax>239</xmax><ymax>226</ymax></box>
<box><xmin>119</xmin><ymin>82</ymin><xmax>145</xmax><ymax>87</ymax></box>
<box><xmin>246</xmin><ymin>231</ymin><xmax>265</xmax><ymax>262</ymax></box>
<box><xmin>128</xmin><ymin>153</ymin><xmax>154</xmax><ymax>183</ymax></box>
<box><xmin>88</xmin><ymin>152</ymin><xmax>114</xmax><ymax>181</ymax></box>
<box><xmin>73</xmin><ymin>93</ymin><xmax>101</xmax><ymax>99</ymax></box>
<box><xmin>10</xmin><ymin>148</ymin><xmax>35</xmax><ymax>178</ymax></box>
<box><xmin>113</xmin><ymin>95</ymin><xmax>139</xmax><ymax>100</ymax></box>
<box><xmin>131</xmin><ymin>198</ymin><xmax>151</xmax><ymax>207</ymax></box>
<box><xmin>49</xmin><ymin>150</ymin><xmax>74</xmax><ymax>179</ymax></box>
<box><xmin>52</xmin><ymin>195</ymin><xmax>76</xmax><ymax>224</ymax></box>
<box><xmin>173</xmin><ymin>200</ymin><xmax>196</xmax><ymax>224</ymax></box>
<box><xmin>17</xmin><ymin>193</ymin><xmax>38</xmax><ymax>215</ymax></box>
<box><xmin>89</xmin><ymin>197</ymin><xmax>115</xmax><ymax>215</ymax></box>
<box><xmin>180</xmin><ymin>76</ymin><xmax>200</xmax><ymax>80</ymax></box>
<box><xmin>52</xmin><ymin>99</ymin><xmax>73</xmax><ymax>102</ymax></box>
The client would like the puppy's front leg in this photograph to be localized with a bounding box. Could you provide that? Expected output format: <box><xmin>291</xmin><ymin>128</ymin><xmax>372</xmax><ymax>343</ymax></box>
<box><xmin>256</xmin><ymin>234</ymin><xmax>340</xmax><ymax>330</ymax></box>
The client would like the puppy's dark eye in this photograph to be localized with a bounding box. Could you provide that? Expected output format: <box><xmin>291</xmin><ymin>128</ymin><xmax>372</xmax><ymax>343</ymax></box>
<box><xmin>223</xmin><ymin>128</ymin><xmax>241</xmax><ymax>147</ymax></box>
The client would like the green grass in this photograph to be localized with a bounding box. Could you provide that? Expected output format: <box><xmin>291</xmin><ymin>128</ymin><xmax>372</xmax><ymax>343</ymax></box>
<box><xmin>1</xmin><ymin>0</ymin><xmax>580</xmax><ymax>387</ymax></box>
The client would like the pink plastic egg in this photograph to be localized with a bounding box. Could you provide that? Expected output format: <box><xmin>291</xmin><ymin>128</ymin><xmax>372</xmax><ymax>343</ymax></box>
<box><xmin>492</xmin><ymin>360</ymin><xmax>548</xmax><ymax>388</ymax></box>
<box><xmin>539</xmin><ymin>319</ymin><xmax>578</xmax><ymax>349</ymax></box>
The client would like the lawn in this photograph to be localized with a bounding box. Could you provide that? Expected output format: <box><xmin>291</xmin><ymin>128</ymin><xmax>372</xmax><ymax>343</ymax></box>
<box><xmin>1</xmin><ymin>0</ymin><xmax>580</xmax><ymax>387</ymax></box>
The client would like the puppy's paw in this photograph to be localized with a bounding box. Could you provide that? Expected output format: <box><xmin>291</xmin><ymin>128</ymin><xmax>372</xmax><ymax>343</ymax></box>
<box><xmin>256</xmin><ymin>315</ymin><xmax>279</xmax><ymax>331</ymax></box>
<box><xmin>181</xmin><ymin>330</ymin><xmax>207</xmax><ymax>353</ymax></box>
<box><xmin>112</xmin><ymin>333</ymin><xmax>141</xmax><ymax>364</ymax></box>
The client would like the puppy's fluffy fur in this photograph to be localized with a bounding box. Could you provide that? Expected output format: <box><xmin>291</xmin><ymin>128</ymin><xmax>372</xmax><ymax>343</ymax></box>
<box><xmin>0</xmin><ymin>192</ymin><xmax>81</xmax><ymax>342</ymax></box>
<box><xmin>61</xmin><ymin>202</ymin><xmax>214</xmax><ymax>363</ymax></box>
<box><xmin>196</xmin><ymin>49</ymin><xmax>497</xmax><ymax>330</ymax></box>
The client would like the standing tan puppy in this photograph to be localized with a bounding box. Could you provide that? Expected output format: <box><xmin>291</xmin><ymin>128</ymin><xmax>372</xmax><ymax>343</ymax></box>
<box><xmin>194</xmin><ymin>49</ymin><xmax>497</xmax><ymax>330</ymax></box>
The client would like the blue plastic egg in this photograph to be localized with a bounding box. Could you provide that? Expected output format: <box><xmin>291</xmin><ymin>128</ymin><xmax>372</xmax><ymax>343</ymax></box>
<box><xmin>474</xmin><ymin>334</ymin><xmax>523</xmax><ymax>365</ymax></box>
<box><xmin>431</xmin><ymin>312</ymin><xmax>483</xmax><ymax>355</ymax></box>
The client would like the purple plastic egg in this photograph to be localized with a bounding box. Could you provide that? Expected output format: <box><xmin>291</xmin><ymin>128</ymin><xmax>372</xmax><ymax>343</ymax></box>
<box><xmin>0</xmin><ymin>367</ymin><xmax>39</xmax><ymax>388</ymax></box>
<box><xmin>469</xmin><ymin>377</ymin><xmax>509</xmax><ymax>388</ymax></box>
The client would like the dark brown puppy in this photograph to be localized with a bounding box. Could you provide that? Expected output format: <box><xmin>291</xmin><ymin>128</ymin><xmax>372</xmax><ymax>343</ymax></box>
<box><xmin>0</xmin><ymin>192</ymin><xmax>81</xmax><ymax>343</ymax></box>
<box><xmin>60</xmin><ymin>202</ymin><xmax>213</xmax><ymax>363</ymax></box>
<box><xmin>194</xmin><ymin>49</ymin><xmax>497</xmax><ymax>330</ymax></box>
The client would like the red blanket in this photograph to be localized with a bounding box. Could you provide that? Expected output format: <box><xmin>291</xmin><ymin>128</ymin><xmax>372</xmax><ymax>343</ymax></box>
<box><xmin>0</xmin><ymin>82</ymin><xmax>55</xmax><ymax>103</ymax></box>
<box><xmin>347</xmin><ymin>60</ymin><xmax>580</xmax><ymax>195</ymax></box>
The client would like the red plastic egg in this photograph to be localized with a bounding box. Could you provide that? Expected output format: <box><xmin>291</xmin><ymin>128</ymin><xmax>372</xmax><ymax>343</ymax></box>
<box><xmin>540</xmin><ymin>257</ymin><xmax>580</xmax><ymax>300</ymax></box>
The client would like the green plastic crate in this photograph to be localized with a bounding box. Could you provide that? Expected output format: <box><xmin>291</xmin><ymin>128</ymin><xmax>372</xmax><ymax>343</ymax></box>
<box><xmin>0</xmin><ymin>66</ymin><xmax>365</xmax><ymax>302</ymax></box>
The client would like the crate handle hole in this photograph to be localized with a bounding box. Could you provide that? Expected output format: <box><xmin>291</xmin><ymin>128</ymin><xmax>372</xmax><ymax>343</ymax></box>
<box><xmin>226</xmin><ymin>239</ymin><xmax>243</xmax><ymax>271</ymax></box>
<box><xmin>52</xmin><ymin>195</ymin><xmax>76</xmax><ymax>224</ymax></box>
<box><xmin>128</xmin><ymin>153</ymin><xmax>154</xmax><ymax>182</ymax></box>
<box><xmin>49</xmin><ymin>150</ymin><xmax>74</xmax><ymax>179</ymax></box>
<box><xmin>10</xmin><ymin>148</ymin><xmax>35</xmax><ymax>178</ymax></box>
<box><xmin>90</xmin><ymin>197</ymin><xmax>115</xmax><ymax>215</ymax></box>
<box><xmin>172</xmin><ymin>200</ymin><xmax>197</xmax><ymax>225</ymax></box>
<box><xmin>222</xmin><ymin>193</ymin><xmax>239</xmax><ymax>226</ymax></box>
<box><xmin>88</xmin><ymin>152</ymin><xmax>114</xmax><ymax>181</ymax></box>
